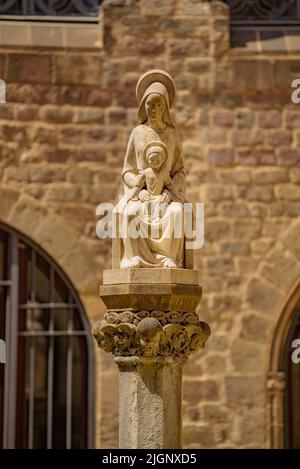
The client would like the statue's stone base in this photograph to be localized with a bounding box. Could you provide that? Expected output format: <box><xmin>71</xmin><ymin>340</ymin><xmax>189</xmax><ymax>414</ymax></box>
<box><xmin>94</xmin><ymin>269</ymin><xmax>210</xmax><ymax>358</ymax></box>
<box><xmin>116</xmin><ymin>356</ymin><xmax>185</xmax><ymax>449</ymax></box>
<box><xmin>100</xmin><ymin>268</ymin><xmax>202</xmax><ymax>312</ymax></box>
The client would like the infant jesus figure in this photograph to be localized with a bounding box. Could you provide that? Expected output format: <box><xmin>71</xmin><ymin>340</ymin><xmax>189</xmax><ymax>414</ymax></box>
<box><xmin>130</xmin><ymin>141</ymin><xmax>174</xmax><ymax>222</ymax></box>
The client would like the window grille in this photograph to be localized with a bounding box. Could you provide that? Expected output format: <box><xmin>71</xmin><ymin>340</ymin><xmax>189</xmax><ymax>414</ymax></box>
<box><xmin>0</xmin><ymin>0</ymin><xmax>102</xmax><ymax>22</ymax></box>
<box><xmin>225</xmin><ymin>0</ymin><xmax>300</xmax><ymax>25</ymax></box>
<box><xmin>0</xmin><ymin>223</ymin><xmax>95</xmax><ymax>449</ymax></box>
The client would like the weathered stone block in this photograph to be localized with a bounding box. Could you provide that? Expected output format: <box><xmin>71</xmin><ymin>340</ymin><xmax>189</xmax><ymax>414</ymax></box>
<box><xmin>206</xmin><ymin>258</ymin><xmax>234</xmax><ymax>274</ymax></box>
<box><xmin>208</xmin><ymin>148</ymin><xmax>234</xmax><ymax>166</ymax></box>
<box><xmin>168</xmin><ymin>38</ymin><xmax>209</xmax><ymax>56</ymax></box>
<box><xmin>231</xmin><ymin>339</ymin><xmax>264</xmax><ymax>372</ymax></box>
<box><xmin>72</xmin><ymin>108</ymin><xmax>104</xmax><ymax>124</ymax></box>
<box><xmin>258</xmin><ymin>110</ymin><xmax>281</xmax><ymax>128</ymax></box>
<box><xmin>40</xmin><ymin>105</ymin><xmax>73</xmax><ymax>123</ymax></box>
<box><xmin>212</xmin><ymin>109</ymin><xmax>233</xmax><ymax>127</ymax></box>
<box><xmin>86</xmin><ymin>89</ymin><xmax>112</xmax><ymax>107</ymax></box>
<box><xmin>246</xmin><ymin>278</ymin><xmax>280</xmax><ymax>315</ymax></box>
<box><xmin>183</xmin><ymin>379</ymin><xmax>220</xmax><ymax>404</ymax></box>
<box><xmin>55</xmin><ymin>55</ymin><xmax>102</xmax><ymax>85</ymax></box>
<box><xmin>241</xmin><ymin>314</ymin><xmax>271</xmax><ymax>343</ymax></box>
<box><xmin>231</xmin><ymin>59</ymin><xmax>273</xmax><ymax>89</ymax></box>
<box><xmin>235</xmin><ymin>109</ymin><xmax>254</xmax><ymax>128</ymax></box>
<box><xmin>266</xmin><ymin>130</ymin><xmax>292</xmax><ymax>146</ymax></box>
<box><xmin>6</xmin><ymin>54</ymin><xmax>51</xmax><ymax>84</ymax></box>
<box><xmin>201</xmin><ymin>183</ymin><xmax>233</xmax><ymax>201</ymax></box>
<box><xmin>275</xmin><ymin>183</ymin><xmax>300</xmax><ymax>200</ymax></box>
<box><xmin>252</xmin><ymin>168</ymin><xmax>288</xmax><ymax>184</ymax></box>
<box><xmin>231</xmin><ymin>129</ymin><xmax>264</xmax><ymax>146</ymax></box>
<box><xmin>277</xmin><ymin>148</ymin><xmax>300</xmax><ymax>166</ymax></box>
<box><xmin>219</xmin><ymin>170</ymin><xmax>251</xmax><ymax>184</ymax></box>
<box><xmin>225</xmin><ymin>376</ymin><xmax>265</xmax><ymax>406</ymax></box>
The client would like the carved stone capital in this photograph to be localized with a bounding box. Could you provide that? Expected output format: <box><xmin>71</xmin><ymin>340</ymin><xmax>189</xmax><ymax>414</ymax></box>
<box><xmin>95</xmin><ymin>269</ymin><xmax>210</xmax><ymax>358</ymax></box>
<box><xmin>93</xmin><ymin>312</ymin><xmax>210</xmax><ymax>358</ymax></box>
<box><xmin>267</xmin><ymin>371</ymin><xmax>286</xmax><ymax>392</ymax></box>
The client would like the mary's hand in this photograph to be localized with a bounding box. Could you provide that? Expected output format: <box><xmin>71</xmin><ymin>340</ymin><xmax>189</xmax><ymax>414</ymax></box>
<box><xmin>161</xmin><ymin>189</ymin><xmax>172</xmax><ymax>204</ymax></box>
<box><xmin>139</xmin><ymin>189</ymin><xmax>150</xmax><ymax>202</ymax></box>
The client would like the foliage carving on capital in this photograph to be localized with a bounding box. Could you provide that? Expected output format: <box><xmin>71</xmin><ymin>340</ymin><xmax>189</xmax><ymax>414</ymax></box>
<box><xmin>93</xmin><ymin>311</ymin><xmax>210</xmax><ymax>358</ymax></box>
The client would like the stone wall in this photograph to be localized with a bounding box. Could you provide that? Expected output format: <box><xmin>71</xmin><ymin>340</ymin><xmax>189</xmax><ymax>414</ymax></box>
<box><xmin>0</xmin><ymin>0</ymin><xmax>299</xmax><ymax>448</ymax></box>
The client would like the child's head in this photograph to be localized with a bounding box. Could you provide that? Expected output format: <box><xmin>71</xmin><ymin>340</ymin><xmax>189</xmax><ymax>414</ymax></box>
<box><xmin>143</xmin><ymin>141</ymin><xmax>167</xmax><ymax>169</ymax></box>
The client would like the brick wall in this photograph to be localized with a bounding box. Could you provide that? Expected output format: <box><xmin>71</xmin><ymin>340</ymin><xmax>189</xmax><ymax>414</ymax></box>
<box><xmin>0</xmin><ymin>0</ymin><xmax>300</xmax><ymax>448</ymax></box>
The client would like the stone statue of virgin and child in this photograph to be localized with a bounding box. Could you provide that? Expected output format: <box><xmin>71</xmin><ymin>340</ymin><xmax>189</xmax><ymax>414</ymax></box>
<box><xmin>114</xmin><ymin>70</ymin><xmax>188</xmax><ymax>269</ymax></box>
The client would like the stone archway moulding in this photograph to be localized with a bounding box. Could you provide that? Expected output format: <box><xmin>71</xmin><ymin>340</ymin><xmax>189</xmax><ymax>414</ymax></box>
<box><xmin>267</xmin><ymin>276</ymin><xmax>300</xmax><ymax>449</ymax></box>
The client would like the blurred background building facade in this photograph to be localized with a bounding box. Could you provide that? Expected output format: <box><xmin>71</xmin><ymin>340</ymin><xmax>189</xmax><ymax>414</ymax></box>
<box><xmin>0</xmin><ymin>0</ymin><xmax>300</xmax><ymax>449</ymax></box>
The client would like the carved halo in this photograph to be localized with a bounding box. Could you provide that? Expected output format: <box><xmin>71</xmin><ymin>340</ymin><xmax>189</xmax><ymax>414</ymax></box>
<box><xmin>142</xmin><ymin>140</ymin><xmax>168</xmax><ymax>165</ymax></box>
<box><xmin>136</xmin><ymin>69</ymin><xmax>176</xmax><ymax>108</ymax></box>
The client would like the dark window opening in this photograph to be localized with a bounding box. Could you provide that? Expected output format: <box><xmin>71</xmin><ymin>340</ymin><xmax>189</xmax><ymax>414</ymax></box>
<box><xmin>0</xmin><ymin>223</ymin><xmax>94</xmax><ymax>449</ymax></box>
<box><xmin>0</xmin><ymin>1</ymin><xmax>102</xmax><ymax>23</ymax></box>
<box><xmin>225</xmin><ymin>0</ymin><xmax>300</xmax><ymax>25</ymax></box>
<box><xmin>282</xmin><ymin>306</ymin><xmax>300</xmax><ymax>449</ymax></box>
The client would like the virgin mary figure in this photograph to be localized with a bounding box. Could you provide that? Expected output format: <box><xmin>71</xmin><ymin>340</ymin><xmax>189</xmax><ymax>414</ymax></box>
<box><xmin>115</xmin><ymin>70</ymin><xmax>186</xmax><ymax>269</ymax></box>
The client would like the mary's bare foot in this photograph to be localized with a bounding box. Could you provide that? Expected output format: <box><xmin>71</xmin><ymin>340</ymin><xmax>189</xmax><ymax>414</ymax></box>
<box><xmin>163</xmin><ymin>259</ymin><xmax>177</xmax><ymax>268</ymax></box>
<box><xmin>121</xmin><ymin>256</ymin><xmax>141</xmax><ymax>268</ymax></box>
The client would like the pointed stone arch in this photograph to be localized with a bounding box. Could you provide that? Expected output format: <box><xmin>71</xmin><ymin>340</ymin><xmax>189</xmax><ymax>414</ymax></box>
<box><xmin>244</xmin><ymin>218</ymin><xmax>300</xmax><ymax>448</ymax></box>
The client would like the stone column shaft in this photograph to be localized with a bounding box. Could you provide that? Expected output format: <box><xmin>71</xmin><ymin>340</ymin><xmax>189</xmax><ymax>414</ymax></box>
<box><xmin>117</xmin><ymin>356</ymin><xmax>185</xmax><ymax>449</ymax></box>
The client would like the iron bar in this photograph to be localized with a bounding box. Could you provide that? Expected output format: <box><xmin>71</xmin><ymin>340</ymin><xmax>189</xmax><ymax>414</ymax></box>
<box><xmin>0</xmin><ymin>0</ymin><xmax>101</xmax><ymax>19</ymax></box>
<box><xmin>66</xmin><ymin>294</ymin><xmax>73</xmax><ymax>449</ymax></box>
<box><xmin>226</xmin><ymin>0</ymin><xmax>300</xmax><ymax>25</ymax></box>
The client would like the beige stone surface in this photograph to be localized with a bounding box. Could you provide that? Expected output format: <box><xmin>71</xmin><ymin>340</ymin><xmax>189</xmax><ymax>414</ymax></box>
<box><xmin>100</xmin><ymin>282</ymin><xmax>202</xmax><ymax>312</ymax></box>
<box><xmin>116</xmin><ymin>356</ymin><xmax>185</xmax><ymax>449</ymax></box>
<box><xmin>103</xmin><ymin>268</ymin><xmax>200</xmax><ymax>285</ymax></box>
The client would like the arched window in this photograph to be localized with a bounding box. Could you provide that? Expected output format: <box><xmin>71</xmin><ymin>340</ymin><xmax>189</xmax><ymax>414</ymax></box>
<box><xmin>281</xmin><ymin>305</ymin><xmax>300</xmax><ymax>448</ymax></box>
<box><xmin>0</xmin><ymin>223</ymin><xmax>94</xmax><ymax>448</ymax></box>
